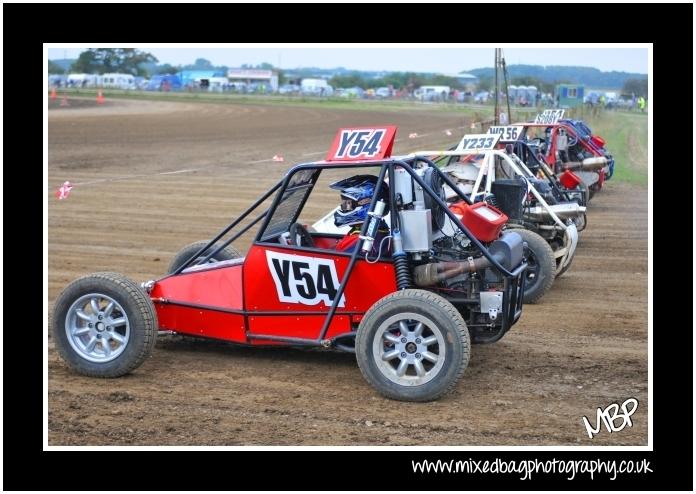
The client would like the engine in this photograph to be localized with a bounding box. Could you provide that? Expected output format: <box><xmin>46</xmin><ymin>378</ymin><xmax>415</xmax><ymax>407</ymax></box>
<box><xmin>410</xmin><ymin>230</ymin><xmax>524</xmax><ymax>334</ymax></box>
<box><xmin>527</xmin><ymin>177</ymin><xmax>557</xmax><ymax>204</ymax></box>
<box><xmin>391</xmin><ymin>164</ymin><xmax>525</xmax><ymax>338</ymax></box>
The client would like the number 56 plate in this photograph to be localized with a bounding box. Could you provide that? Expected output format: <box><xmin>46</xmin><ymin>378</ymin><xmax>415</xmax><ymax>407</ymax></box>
<box><xmin>487</xmin><ymin>125</ymin><xmax>523</xmax><ymax>142</ymax></box>
<box><xmin>455</xmin><ymin>133</ymin><xmax>501</xmax><ymax>154</ymax></box>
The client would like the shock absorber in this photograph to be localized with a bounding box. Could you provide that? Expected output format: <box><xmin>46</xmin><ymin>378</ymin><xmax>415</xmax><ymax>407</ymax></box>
<box><xmin>391</xmin><ymin>229</ymin><xmax>412</xmax><ymax>290</ymax></box>
<box><xmin>360</xmin><ymin>200</ymin><xmax>387</xmax><ymax>254</ymax></box>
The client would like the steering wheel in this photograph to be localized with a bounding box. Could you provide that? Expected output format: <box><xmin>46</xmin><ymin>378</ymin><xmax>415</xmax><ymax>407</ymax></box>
<box><xmin>288</xmin><ymin>223</ymin><xmax>314</xmax><ymax>248</ymax></box>
<box><xmin>567</xmin><ymin>134</ymin><xmax>578</xmax><ymax>147</ymax></box>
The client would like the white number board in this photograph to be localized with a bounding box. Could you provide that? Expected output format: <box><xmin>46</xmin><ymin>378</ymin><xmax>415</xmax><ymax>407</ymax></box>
<box><xmin>455</xmin><ymin>133</ymin><xmax>500</xmax><ymax>154</ymax></box>
<box><xmin>487</xmin><ymin>125</ymin><xmax>524</xmax><ymax>142</ymax></box>
<box><xmin>534</xmin><ymin>109</ymin><xmax>565</xmax><ymax>125</ymax></box>
<box><xmin>266</xmin><ymin>250</ymin><xmax>346</xmax><ymax>307</ymax></box>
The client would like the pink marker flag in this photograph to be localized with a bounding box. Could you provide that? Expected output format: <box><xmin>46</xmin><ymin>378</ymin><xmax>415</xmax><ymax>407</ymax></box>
<box><xmin>55</xmin><ymin>181</ymin><xmax>73</xmax><ymax>200</ymax></box>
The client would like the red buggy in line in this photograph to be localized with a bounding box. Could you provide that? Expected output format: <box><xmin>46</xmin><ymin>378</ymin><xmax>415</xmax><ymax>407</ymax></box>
<box><xmin>52</xmin><ymin>126</ymin><xmax>527</xmax><ymax>401</ymax></box>
<box><xmin>508</xmin><ymin>110</ymin><xmax>614</xmax><ymax>199</ymax></box>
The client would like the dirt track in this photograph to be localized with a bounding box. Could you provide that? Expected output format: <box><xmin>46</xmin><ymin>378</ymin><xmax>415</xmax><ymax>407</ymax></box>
<box><xmin>48</xmin><ymin>98</ymin><xmax>648</xmax><ymax>445</ymax></box>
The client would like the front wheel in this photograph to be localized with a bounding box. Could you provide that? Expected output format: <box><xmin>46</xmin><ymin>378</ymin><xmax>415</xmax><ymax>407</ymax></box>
<box><xmin>52</xmin><ymin>272</ymin><xmax>158</xmax><ymax>377</ymax></box>
<box><xmin>355</xmin><ymin>289</ymin><xmax>470</xmax><ymax>402</ymax></box>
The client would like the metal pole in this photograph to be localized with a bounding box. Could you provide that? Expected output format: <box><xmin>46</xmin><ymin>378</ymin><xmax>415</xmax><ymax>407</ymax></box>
<box><xmin>501</xmin><ymin>49</ymin><xmax>512</xmax><ymax>122</ymax></box>
<box><xmin>494</xmin><ymin>48</ymin><xmax>499</xmax><ymax>125</ymax></box>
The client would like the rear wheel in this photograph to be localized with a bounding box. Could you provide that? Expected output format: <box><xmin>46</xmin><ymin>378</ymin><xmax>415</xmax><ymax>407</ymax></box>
<box><xmin>167</xmin><ymin>240</ymin><xmax>241</xmax><ymax>274</ymax></box>
<box><xmin>52</xmin><ymin>272</ymin><xmax>158</xmax><ymax>377</ymax></box>
<box><xmin>514</xmin><ymin>229</ymin><xmax>556</xmax><ymax>304</ymax></box>
<box><xmin>573</xmin><ymin>212</ymin><xmax>587</xmax><ymax>232</ymax></box>
<box><xmin>356</xmin><ymin>289</ymin><xmax>470</xmax><ymax>402</ymax></box>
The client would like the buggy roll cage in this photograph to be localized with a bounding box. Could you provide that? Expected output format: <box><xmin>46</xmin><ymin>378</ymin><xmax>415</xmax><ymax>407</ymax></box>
<box><xmin>515</xmin><ymin>120</ymin><xmax>615</xmax><ymax>179</ymax></box>
<box><xmin>170</xmin><ymin>156</ymin><xmax>526</xmax><ymax>347</ymax></box>
<box><xmin>508</xmin><ymin>141</ymin><xmax>581</xmax><ymax>204</ymax></box>
<box><xmin>558</xmin><ymin>118</ymin><xmax>615</xmax><ymax>179</ymax></box>
<box><xmin>435</xmin><ymin>139</ymin><xmax>583</xmax><ymax>205</ymax></box>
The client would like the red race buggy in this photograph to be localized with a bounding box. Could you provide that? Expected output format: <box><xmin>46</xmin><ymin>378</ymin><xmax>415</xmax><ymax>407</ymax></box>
<box><xmin>510</xmin><ymin>110</ymin><xmax>613</xmax><ymax>199</ymax></box>
<box><xmin>52</xmin><ymin>126</ymin><xmax>527</xmax><ymax>401</ymax></box>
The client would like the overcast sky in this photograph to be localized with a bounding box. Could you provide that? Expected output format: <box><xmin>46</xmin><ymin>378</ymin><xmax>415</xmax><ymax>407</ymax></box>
<box><xmin>47</xmin><ymin>46</ymin><xmax>649</xmax><ymax>74</ymax></box>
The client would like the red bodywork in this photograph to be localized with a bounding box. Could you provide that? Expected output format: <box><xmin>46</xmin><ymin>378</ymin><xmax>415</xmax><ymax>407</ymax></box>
<box><xmin>558</xmin><ymin>170</ymin><xmax>582</xmax><ymax>189</ymax></box>
<box><xmin>150</xmin><ymin>239</ymin><xmax>396</xmax><ymax>345</ymax></box>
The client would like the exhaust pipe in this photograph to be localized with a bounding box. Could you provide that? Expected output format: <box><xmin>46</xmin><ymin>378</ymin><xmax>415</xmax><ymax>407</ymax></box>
<box><xmin>525</xmin><ymin>203</ymin><xmax>587</xmax><ymax>221</ymax></box>
<box><xmin>414</xmin><ymin>257</ymin><xmax>492</xmax><ymax>286</ymax></box>
<box><xmin>562</xmin><ymin>156</ymin><xmax>607</xmax><ymax>172</ymax></box>
<box><xmin>413</xmin><ymin>231</ymin><xmax>524</xmax><ymax>287</ymax></box>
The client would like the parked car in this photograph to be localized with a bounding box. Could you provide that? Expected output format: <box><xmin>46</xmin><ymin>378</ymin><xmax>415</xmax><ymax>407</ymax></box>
<box><xmin>278</xmin><ymin>83</ymin><xmax>300</xmax><ymax>95</ymax></box>
<box><xmin>474</xmin><ymin>91</ymin><xmax>489</xmax><ymax>103</ymax></box>
<box><xmin>375</xmin><ymin>87</ymin><xmax>392</xmax><ymax>99</ymax></box>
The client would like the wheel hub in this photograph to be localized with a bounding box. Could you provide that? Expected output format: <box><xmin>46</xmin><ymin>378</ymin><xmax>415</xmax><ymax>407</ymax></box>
<box><xmin>373</xmin><ymin>313</ymin><xmax>447</xmax><ymax>386</ymax></box>
<box><xmin>65</xmin><ymin>293</ymin><xmax>130</xmax><ymax>363</ymax></box>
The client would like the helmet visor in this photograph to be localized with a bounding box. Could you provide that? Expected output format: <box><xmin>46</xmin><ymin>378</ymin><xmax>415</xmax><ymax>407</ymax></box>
<box><xmin>340</xmin><ymin>196</ymin><xmax>358</xmax><ymax>213</ymax></box>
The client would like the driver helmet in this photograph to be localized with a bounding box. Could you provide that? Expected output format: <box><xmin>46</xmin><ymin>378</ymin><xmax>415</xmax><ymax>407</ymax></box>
<box><xmin>329</xmin><ymin>175</ymin><xmax>389</xmax><ymax>227</ymax></box>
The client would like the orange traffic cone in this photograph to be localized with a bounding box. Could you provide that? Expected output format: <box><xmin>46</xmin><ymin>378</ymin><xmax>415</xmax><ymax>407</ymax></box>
<box><xmin>96</xmin><ymin>90</ymin><xmax>105</xmax><ymax>104</ymax></box>
<box><xmin>60</xmin><ymin>95</ymin><xmax>70</xmax><ymax>107</ymax></box>
<box><xmin>50</xmin><ymin>87</ymin><xmax>57</xmax><ymax>100</ymax></box>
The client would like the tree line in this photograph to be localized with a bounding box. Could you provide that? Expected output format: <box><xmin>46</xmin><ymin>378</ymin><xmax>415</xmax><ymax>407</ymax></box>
<box><xmin>49</xmin><ymin>49</ymin><xmax>288</xmax><ymax>83</ymax></box>
<box><xmin>48</xmin><ymin>49</ymin><xmax>649</xmax><ymax>97</ymax></box>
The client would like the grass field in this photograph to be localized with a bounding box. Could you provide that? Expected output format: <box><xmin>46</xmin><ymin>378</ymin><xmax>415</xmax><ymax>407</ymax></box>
<box><xmin>579</xmin><ymin>111</ymin><xmax>649</xmax><ymax>186</ymax></box>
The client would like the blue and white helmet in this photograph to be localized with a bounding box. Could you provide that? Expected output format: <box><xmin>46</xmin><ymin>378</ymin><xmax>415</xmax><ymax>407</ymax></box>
<box><xmin>330</xmin><ymin>175</ymin><xmax>388</xmax><ymax>227</ymax></box>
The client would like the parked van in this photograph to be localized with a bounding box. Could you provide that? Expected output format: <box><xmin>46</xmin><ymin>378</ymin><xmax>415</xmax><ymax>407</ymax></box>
<box><xmin>415</xmin><ymin>85</ymin><xmax>450</xmax><ymax>102</ymax></box>
<box><xmin>101</xmin><ymin>73</ymin><xmax>136</xmax><ymax>90</ymax></box>
<box><xmin>301</xmin><ymin>78</ymin><xmax>333</xmax><ymax>96</ymax></box>
<box><xmin>67</xmin><ymin>73</ymin><xmax>100</xmax><ymax>88</ymax></box>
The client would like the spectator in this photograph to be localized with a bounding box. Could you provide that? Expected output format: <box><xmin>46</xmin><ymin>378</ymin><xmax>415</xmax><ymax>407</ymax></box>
<box><xmin>638</xmin><ymin>96</ymin><xmax>646</xmax><ymax>113</ymax></box>
<box><xmin>589</xmin><ymin>92</ymin><xmax>599</xmax><ymax>117</ymax></box>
